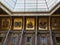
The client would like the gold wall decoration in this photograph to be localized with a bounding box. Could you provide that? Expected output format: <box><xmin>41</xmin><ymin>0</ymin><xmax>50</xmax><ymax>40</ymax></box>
<box><xmin>51</xmin><ymin>17</ymin><xmax>60</xmax><ymax>30</ymax></box>
<box><xmin>13</xmin><ymin>18</ymin><xmax>22</xmax><ymax>30</ymax></box>
<box><xmin>39</xmin><ymin>18</ymin><xmax>48</xmax><ymax>30</ymax></box>
<box><xmin>2</xmin><ymin>18</ymin><xmax>10</xmax><ymax>30</ymax></box>
<box><xmin>26</xmin><ymin>18</ymin><xmax>35</xmax><ymax>30</ymax></box>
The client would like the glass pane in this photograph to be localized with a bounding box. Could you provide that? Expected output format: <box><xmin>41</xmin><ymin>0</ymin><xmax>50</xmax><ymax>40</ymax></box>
<box><xmin>25</xmin><ymin>0</ymin><xmax>36</xmax><ymax>3</ymax></box>
<box><xmin>1</xmin><ymin>0</ymin><xmax>59</xmax><ymax>12</ymax></box>
<box><xmin>12</xmin><ymin>37</ymin><xmax>17</xmax><ymax>43</ymax></box>
<box><xmin>41</xmin><ymin>36</ymin><xmax>46</xmax><ymax>45</ymax></box>
<box><xmin>27</xmin><ymin>37</ymin><xmax>31</xmax><ymax>42</ymax></box>
<box><xmin>17</xmin><ymin>0</ymin><xmax>24</xmax><ymax>3</ymax></box>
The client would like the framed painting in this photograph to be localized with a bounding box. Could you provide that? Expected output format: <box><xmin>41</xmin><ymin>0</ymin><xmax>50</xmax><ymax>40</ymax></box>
<box><xmin>13</xmin><ymin>18</ymin><xmax>22</xmax><ymax>30</ymax></box>
<box><xmin>38</xmin><ymin>18</ymin><xmax>48</xmax><ymax>30</ymax></box>
<box><xmin>2</xmin><ymin>18</ymin><xmax>10</xmax><ymax>30</ymax></box>
<box><xmin>26</xmin><ymin>18</ymin><xmax>35</xmax><ymax>30</ymax></box>
<box><xmin>51</xmin><ymin>17</ymin><xmax>60</xmax><ymax>30</ymax></box>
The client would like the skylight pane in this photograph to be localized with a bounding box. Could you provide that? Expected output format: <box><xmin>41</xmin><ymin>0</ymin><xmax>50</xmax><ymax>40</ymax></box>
<box><xmin>25</xmin><ymin>3</ymin><xmax>36</xmax><ymax>11</ymax></box>
<box><xmin>38</xmin><ymin>4</ymin><xmax>47</xmax><ymax>8</ymax></box>
<box><xmin>1</xmin><ymin>0</ymin><xmax>14</xmax><ymax>11</ymax></box>
<box><xmin>1</xmin><ymin>0</ymin><xmax>60</xmax><ymax>12</ymax></box>
<box><xmin>14</xmin><ymin>8</ymin><xmax>24</xmax><ymax>11</ymax></box>
<box><xmin>48</xmin><ymin>0</ymin><xmax>59</xmax><ymax>10</ymax></box>
<box><xmin>25</xmin><ymin>4</ymin><xmax>36</xmax><ymax>8</ymax></box>
<box><xmin>25</xmin><ymin>0</ymin><xmax>36</xmax><ymax>3</ymax></box>
<box><xmin>14</xmin><ymin>3</ymin><xmax>24</xmax><ymax>11</ymax></box>
<box><xmin>3</xmin><ymin>0</ymin><xmax>15</xmax><ymax>9</ymax></box>
<box><xmin>17</xmin><ymin>0</ymin><xmax>24</xmax><ymax>3</ymax></box>
<box><xmin>48</xmin><ymin>0</ymin><xmax>56</xmax><ymax>7</ymax></box>
<box><xmin>25</xmin><ymin>8</ymin><xmax>36</xmax><ymax>12</ymax></box>
<box><xmin>15</xmin><ymin>4</ymin><xmax>24</xmax><ymax>8</ymax></box>
<box><xmin>37</xmin><ymin>0</ymin><xmax>47</xmax><ymax>11</ymax></box>
<box><xmin>8</xmin><ymin>0</ymin><xmax>15</xmax><ymax>8</ymax></box>
<box><xmin>48</xmin><ymin>1</ymin><xmax>55</xmax><ymax>7</ymax></box>
<box><xmin>13</xmin><ymin>0</ymin><xmax>17</xmax><ymax>2</ymax></box>
<box><xmin>38</xmin><ymin>0</ymin><xmax>45</xmax><ymax>4</ymax></box>
<box><xmin>37</xmin><ymin>8</ymin><xmax>48</xmax><ymax>12</ymax></box>
<box><xmin>46</xmin><ymin>0</ymin><xmax>52</xmax><ymax>5</ymax></box>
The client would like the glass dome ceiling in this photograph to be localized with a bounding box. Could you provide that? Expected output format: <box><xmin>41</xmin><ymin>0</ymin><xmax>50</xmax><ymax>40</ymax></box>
<box><xmin>0</xmin><ymin>0</ymin><xmax>60</xmax><ymax>12</ymax></box>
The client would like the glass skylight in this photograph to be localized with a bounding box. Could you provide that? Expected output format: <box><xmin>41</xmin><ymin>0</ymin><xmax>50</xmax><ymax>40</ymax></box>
<box><xmin>0</xmin><ymin>0</ymin><xmax>60</xmax><ymax>12</ymax></box>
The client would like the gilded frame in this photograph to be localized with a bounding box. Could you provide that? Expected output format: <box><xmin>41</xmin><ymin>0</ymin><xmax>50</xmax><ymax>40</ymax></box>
<box><xmin>51</xmin><ymin>17</ymin><xmax>60</xmax><ymax>30</ymax></box>
<box><xmin>2</xmin><ymin>18</ymin><xmax>10</xmax><ymax>30</ymax></box>
<box><xmin>38</xmin><ymin>18</ymin><xmax>48</xmax><ymax>30</ymax></box>
<box><xmin>26</xmin><ymin>18</ymin><xmax>35</xmax><ymax>30</ymax></box>
<box><xmin>13</xmin><ymin>18</ymin><xmax>22</xmax><ymax>30</ymax></box>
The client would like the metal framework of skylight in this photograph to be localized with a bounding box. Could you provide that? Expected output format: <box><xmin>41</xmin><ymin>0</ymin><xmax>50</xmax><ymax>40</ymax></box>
<box><xmin>0</xmin><ymin>0</ymin><xmax>17</xmax><ymax>11</ymax></box>
<box><xmin>0</xmin><ymin>0</ymin><xmax>60</xmax><ymax>12</ymax></box>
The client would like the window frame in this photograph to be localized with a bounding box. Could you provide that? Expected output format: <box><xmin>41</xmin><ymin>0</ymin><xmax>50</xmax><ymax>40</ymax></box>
<box><xmin>25</xmin><ymin>35</ymin><xmax>32</xmax><ymax>45</ymax></box>
<box><xmin>41</xmin><ymin>36</ymin><xmax>47</xmax><ymax>45</ymax></box>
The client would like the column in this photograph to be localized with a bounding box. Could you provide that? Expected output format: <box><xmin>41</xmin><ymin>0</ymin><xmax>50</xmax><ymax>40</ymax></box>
<box><xmin>49</xmin><ymin>16</ymin><xmax>53</xmax><ymax>45</ymax></box>
<box><xmin>35</xmin><ymin>16</ymin><xmax>37</xmax><ymax>45</ymax></box>
<box><xmin>19</xmin><ymin>16</ymin><xmax>25</xmax><ymax>45</ymax></box>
